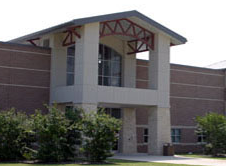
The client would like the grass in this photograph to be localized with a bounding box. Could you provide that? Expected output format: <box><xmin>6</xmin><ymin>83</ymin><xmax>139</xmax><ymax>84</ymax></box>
<box><xmin>178</xmin><ymin>154</ymin><xmax>226</xmax><ymax>160</ymax></box>
<box><xmin>0</xmin><ymin>159</ymin><xmax>204</xmax><ymax>166</ymax></box>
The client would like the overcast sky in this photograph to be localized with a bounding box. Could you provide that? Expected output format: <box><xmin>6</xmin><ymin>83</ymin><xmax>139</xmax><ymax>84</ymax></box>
<box><xmin>0</xmin><ymin>0</ymin><xmax>225</xmax><ymax>67</ymax></box>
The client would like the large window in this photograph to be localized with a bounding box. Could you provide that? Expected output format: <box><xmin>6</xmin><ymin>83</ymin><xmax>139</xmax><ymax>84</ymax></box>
<box><xmin>98</xmin><ymin>44</ymin><xmax>122</xmax><ymax>87</ymax></box>
<box><xmin>171</xmin><ymin>129</ymin><xmax>181</xmax><ymax>143</ymax></box>
<box><xmin>66</xmin><ymin>45</ymin><xmax>75</xmax><ymax>86</ymax></box>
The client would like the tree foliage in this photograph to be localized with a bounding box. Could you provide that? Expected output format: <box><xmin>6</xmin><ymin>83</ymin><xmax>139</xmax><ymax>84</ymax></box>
<box><xmin>196</xmin><ymin>113</ymin><xmax>226</xmax><ymax>156</ymax></box>
<box><xmin>78</xmin><ymin>110</ymin><xmax>121</xmax><ymax>162</ymax></box>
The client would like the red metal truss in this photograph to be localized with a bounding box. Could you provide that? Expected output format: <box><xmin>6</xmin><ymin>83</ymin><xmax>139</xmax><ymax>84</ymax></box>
<box><xmin>100</xmin><ymin>18</ymin><xmax>155</xmax><ymax>54</ymax></box>
<box><xmin>127</xmin><ymin>37</ymin><xmax>152</xmax><ymax>55</ymax></box>
<box><xmin>62</xmin><ymin>26</ymin><xmax>81</xmax><ymax>46</ymax></box>
<box><xmin>27</xmin><ymin>37</ymin><xmax>40</xmax><ymax>46</ymax></box>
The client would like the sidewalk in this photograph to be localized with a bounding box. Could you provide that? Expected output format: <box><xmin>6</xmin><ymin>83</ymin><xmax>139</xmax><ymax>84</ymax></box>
<box><xmin>112</xmin><ymin>154</ymin><xmax>226</xmax><ymax>166</ymax></box>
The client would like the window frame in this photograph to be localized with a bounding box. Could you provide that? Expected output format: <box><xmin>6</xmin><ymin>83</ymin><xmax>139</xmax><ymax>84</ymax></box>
<box><xmin>98</xmin><ymin>44</ymin><xmax>122</xmax><ymax>87</ymax></box>
<box><xmin>143</xmin><ymin>128</ymin><xmax>149</xmax><ymax>143</ymax></box>
<box><xmin>66</xmin><ymin>45</ymin><xmax>75</xmax><ymax>86</ymax></box>
<box><xmin>98</xmin><ymin>107</ymin><xmax>121</xmax><ymax>119</ymax></box>
<box><xmin>171</xmin><ymin>129</ymin><xmax>181</xmax><ymax>143</ymax></box>
<box><xmin>197</xmin><ymin>132</ymin><xmax>207</xmax><ymax>144</ymax></box>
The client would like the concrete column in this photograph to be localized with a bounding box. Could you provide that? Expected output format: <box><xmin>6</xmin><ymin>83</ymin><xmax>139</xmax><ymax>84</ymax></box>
<box><xmin>148</xmin><ymin>33</ymin><xmax>171</xmax><ymax>155</ymax></box>
<box><xmin>123</xmin><ymin>42</ymin><xmax>136</xmax><ymax>88</ymax></box>
<box><xmin>149</xmin><ymin>33</ymin><xmax>170</xmax><ymax>107</ymax></box>
<box><xmin>148</xmin><ymin>106</ymin><xmax>171</xmax><ymax>155</ymax></box>
<box><xmin>74</xmin><ymin>22</ymin><xmax>99</xmax><ymax>107</ymax></box>
<box><xmin>120</xmin><ymin>108</ymin><xmax>137</xmax><ymax>154</ymax></box>
<box><xmin>50</xmin><ymin>33</ymin><xmax>67</xmax><ymax>103</ymax></box>
<box><xmin>148</xmin><ymin>33</ymin><xmax>170</xmax><ymax>106</ymax></box>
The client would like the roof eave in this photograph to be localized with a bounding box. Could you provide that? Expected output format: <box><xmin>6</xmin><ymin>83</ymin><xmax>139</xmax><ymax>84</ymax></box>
<box><xmin>9</xmin><ymin>10</ymin><xmax>187</xmax><ymax>45</ymax></box>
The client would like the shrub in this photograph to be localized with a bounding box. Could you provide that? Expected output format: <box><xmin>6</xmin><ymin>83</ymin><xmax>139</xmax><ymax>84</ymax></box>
<box><xmin>0</xmin><ymin>109</ymin><xmax>33</xmax><ymax>161</ymax></box>
<box><xmin>0</xmin><ymin>106</ymin><xmax>121</xmax><ymax>162</ymax></box>
<box><xmin>78</xmin><ymin>110</ymin><xmax>121</xmax><ymax>162</ymax></box>
<box><xmin>196</xmin><ymin>113</ymin><xmax>226</xmax><ymax>156</ymax></box>
<box><xmin>32</xmin><ymin>106</ymin><xmax>81</xmax><ymax>162</ymax></box>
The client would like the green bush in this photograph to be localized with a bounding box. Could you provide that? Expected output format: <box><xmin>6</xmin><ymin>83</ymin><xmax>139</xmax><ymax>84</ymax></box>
<box><xmin>78</xmin><ymin>110</ymin><xmax>121</xmax><ymax>162</ymax></box>
<box><xmin>196</xmin><ymin>113</ymin><xmax>226</xmax><ymax>156</ymax></box>
<box><xmin>0</xmin><ymin>109</ymin><xmax>33</xmax><ymax>161</ymax></box>
<box><xmin>0</xmin><ymin>106</ymin><xmax>121</xmax><ymax>162</ymax></box>
<box><xmin>32</xmin><ymin>106</ymin><xmax>81</xmax><ymax>162</ymax></box>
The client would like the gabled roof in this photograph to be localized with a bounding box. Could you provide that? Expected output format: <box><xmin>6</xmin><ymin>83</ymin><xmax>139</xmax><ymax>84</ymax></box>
<box><xmin>10</xmin><ymin>10</ymin><xmax>187</xmax><ymax>44</ymax></box>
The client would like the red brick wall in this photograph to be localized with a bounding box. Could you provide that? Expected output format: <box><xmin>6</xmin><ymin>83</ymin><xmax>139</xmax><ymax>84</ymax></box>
<box><xmin>136</xmin><ymin>60</ymin><xmax>149</xmax><ymax>89</ymax></box>
<box><xmin>0</xmin><ymin>42</ymin><xmax>51</xmax><ymax>114</ymax></box>
<box><xmin>135</xmin><ymin>59</ymin><xmax>226</xmax><ymax>153</ymax></box>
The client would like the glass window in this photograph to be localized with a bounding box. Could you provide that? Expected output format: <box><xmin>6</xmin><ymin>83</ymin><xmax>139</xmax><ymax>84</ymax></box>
<box><xmin>197</xmin><ymin>133</ymin><xmax>206</xmax><ymax>143</ymax></box>
<box><xmin>171</xmin><ymin>129</ymin><xmax>181</xmax><ymax>143</ymax></box>
<box><xmin>98</xmin><ymin>44</ymin><xmax>122</xmax><ymax>87</ymax></box>
<box><xmin>144</xmin><ymin>128</ymin><xmax>148</xmax><ymax>143</ymax></box>
<box><xmin>66</xmin><ymin>45</ymin><xmax>75</xmax><ymax>86</ymax></box>
<box><xmin>67</xmin><ymin>73</ymin><xmax>74</xmax><ymax>86</ymax></box>
<box><xmin>99</xmin><ymin>108</ymin><xmax>121</xmax><ymax>119</ymax></box>
<box><xmin>67</xmin><ymin>57</ymin><xmax>75</xmax><ymax>73</ymax></box>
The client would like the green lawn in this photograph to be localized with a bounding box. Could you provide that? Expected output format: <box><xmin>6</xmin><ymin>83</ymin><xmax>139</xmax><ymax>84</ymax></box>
<box><xmin>178</xmin><ymin>154</ymin><xmax>226</xmax><ymax>160</ymax></box>
<box><xmin>0</xmin><ymin>159</ymin><xmax>203</xmax><ymax>166</ymax></box>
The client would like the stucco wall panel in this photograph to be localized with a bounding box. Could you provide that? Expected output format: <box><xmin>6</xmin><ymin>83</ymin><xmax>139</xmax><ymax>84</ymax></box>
<box><xmin>99</xmin><ymin>36</ymin><xmax>124</xmax><ymax>55</ymax></box>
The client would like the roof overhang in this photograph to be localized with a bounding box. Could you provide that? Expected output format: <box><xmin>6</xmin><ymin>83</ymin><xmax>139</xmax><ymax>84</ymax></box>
<box><xmin>10</xmin><ymin>10</ymin><xmax>187</xmax><ymax>45</ymax></box>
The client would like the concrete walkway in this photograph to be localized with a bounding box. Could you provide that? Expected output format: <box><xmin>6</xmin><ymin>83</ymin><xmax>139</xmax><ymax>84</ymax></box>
<box><xmin>112</xmin><ymin>154</ymin><xmax>226</xmax><ymax>166</ymax></box>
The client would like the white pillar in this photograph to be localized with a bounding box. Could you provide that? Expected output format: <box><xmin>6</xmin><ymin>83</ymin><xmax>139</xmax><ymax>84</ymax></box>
<box><xmin>74</xmin><ymin>22</ymin><xmax>99</xmax><ymax>111</ymax></box>
<box><xmin>148</xmin><ymin>107</ymin><xmax>171</xmax><ymax>155</ymax></box>
<box><xmin>148</xmin><ymin>33</ymin><xmax>171</xmax><ymax>155</ymax></box>
<box><xmin>123</xmin><ymin>42</ymin><xmax>136</xmax><ymax>88</ymax></box>
<box><xmin>49</xmin><ymin>33</ymin><xmax>67</xmax><ymax>103</ymax></box>
<box><xmin>120</xmin><ymin>108</ymin><xmax>137</xmax><ymax>154</ymax></box>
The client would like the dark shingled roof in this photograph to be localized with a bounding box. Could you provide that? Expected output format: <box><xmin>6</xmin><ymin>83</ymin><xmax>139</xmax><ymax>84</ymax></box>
<box><xmin>10</xmin><ymin>10</ymin><xmax>187</xmax><ymax>44</ymax></box>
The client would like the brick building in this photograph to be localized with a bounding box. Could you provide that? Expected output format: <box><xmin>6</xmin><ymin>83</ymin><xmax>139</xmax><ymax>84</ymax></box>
<box><xmin>0</xmin><ymin>11</ymin><xmax>225</xmax><ymax>154</ymax></box>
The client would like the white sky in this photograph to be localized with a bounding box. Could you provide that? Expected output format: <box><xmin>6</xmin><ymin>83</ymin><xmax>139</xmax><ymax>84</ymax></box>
<box><xmin>0</xmin><ymin>0</ymin><xmax>226</xmax><ymax>67</ymax></box>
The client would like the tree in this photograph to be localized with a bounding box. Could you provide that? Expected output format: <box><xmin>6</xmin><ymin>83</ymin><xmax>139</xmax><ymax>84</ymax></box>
<box><xmin>78</xmin><ymin>110</ymin><xmax>121</xmax><ymax>162</ymax></box>
<box><xmin>196</xmin><ymin>113</ymin><xmax>226</xmax><ymax>156</ymax></box>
